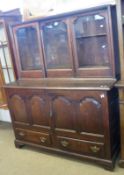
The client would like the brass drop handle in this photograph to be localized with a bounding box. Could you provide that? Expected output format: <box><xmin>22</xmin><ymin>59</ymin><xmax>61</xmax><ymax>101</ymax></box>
<box><xmin>90</xmin><ymin>145</ymin><xmax>100</xmax><ymax>153</ymax></box>
<box><xmin>60</xmin><ymin>140</ymin><xmax>69</xmax><ymax>147</ymax></box>
<box><xmin>19</xmin><ymin>131</ymin><xmax>25</xmax><ymax>137</ymax></box>
<box><xmin>40</xmin><ymin>137</ymin><xmax>47</xmax><ymax>143</ymax></box>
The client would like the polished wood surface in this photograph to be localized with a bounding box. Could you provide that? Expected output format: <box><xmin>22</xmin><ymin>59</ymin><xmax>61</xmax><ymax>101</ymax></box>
<box><xmin>5</xmin><ymin>5</ymin><xmax>120</xmax><ymax>170</ymax></box>
<box><xmin>4</xmin><ymin>78</ymin><xmax>116</xmax><ymax>90</ymax></box>
<box><xmin>5</xmin><ymin>83</ymin><xmax>120</xmax><ymax>170</ymax></box>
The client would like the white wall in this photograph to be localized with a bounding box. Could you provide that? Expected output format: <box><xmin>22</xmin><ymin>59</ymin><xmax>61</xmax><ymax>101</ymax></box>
<box><xmin>22</xmin><ymin>0</ymin><xmax>116</xmax><ymax>16</ymax></box>
<box><xmin>0</xmin><ymin>109</ymin><xmax>11</xmax><ymax>122</ymax></box>
<box><xmin>0</xmin><ymin>0</ymin><xmax>115</xmax><ymax>13</ymax></box>
<box><xmin>0</xmin><ymin>0</ymin><xmax>23</xmax><ymax>11</ymax></box>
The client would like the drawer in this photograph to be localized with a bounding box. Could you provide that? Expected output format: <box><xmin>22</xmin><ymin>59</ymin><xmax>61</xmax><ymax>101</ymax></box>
<box><xmin>57</xmin><ymin>136</ymin><xmax>105</xmax><ymax>158</ymax></box>
<box><xmin>15</xmin><ymin>128</ymin><xmax>52</xmax><ymax>146</ymax></box>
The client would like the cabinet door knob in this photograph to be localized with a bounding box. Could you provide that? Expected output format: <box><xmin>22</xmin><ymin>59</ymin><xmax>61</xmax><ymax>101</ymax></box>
<box><xmin>60</xmin><ymin>140</ymin><xmax>69</xmax><ymax>147</ymax></box>
<box><xmin>90</xmin><ymin>145</ymin><xmax>100</xmax><ymax>153</ymax></box>
<box><xmin>18</xmin><ymin>131</ymin><xmax>25</xmax><ymax>137</ymax></box>
<box><xmin>40</xmin><ymin>137</ymin><xmax>47</xmax><ymax>143</ymax></box>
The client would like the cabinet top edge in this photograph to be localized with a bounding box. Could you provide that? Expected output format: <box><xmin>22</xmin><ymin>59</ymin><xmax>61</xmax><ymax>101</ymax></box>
<box><xmin>11</xmin><ymin>4</ymin><xmax>114</xmax><ymax>27</ymax></box>
<box><xmin>4</xmin><ymin>78</ymin><xmax>117</xmax><ymax>91</ymax></box>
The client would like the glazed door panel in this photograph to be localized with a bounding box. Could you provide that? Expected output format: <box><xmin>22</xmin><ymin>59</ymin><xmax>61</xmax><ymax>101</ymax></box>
<box><xmin>41</xmin><ymin>19</ymin><xmax>74</xmax><ymax>77</ymax></box>
<box><xmin>9</xmin><ymin>94</ymin><xmax>29</xmax><ymax>123</ymax></box>
<box><xmin>13</xmin><ymin>23</ymin><xmax>45</xmax><ymax>78</ymax></box>
<box><xmin>71</xmin><ymin>10</ymin><xmax>113</xmax><ymax>78</ymax></box>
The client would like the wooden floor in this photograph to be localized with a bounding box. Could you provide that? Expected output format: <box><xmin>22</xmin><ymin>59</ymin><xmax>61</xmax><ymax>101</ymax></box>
<box><xmin>0</xmin><ymin>121</ymin><xmax>124</xmax><ymax>175</ymax></box>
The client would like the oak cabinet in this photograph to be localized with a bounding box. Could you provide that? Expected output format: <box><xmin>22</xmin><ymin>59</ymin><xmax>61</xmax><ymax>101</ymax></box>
<box><xmin>4</xmin><ymin>5</ymin><xmax>120</xmax><ymax>170</ymax></box>
<box><xmin>5</xmin><ymin>82</ymin><xmax>119</xmax><ymax>169</ymax></box>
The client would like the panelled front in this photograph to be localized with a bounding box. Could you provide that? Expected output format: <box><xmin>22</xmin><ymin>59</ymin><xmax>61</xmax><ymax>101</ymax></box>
<box><xmin>48</xmin><ymin>90</ymin><xmax>107</xmax><ymax>158</ymax></box>
<box><xmin>48</xmin><ymin>90</ymin><xmax>105</xmax><ymax>135</ymax></box>
<box><xmin>6</xmin><ymin>88</ymin><xmax>51</xmax><ymax>131</ymax></box>
<box><xmin>6</xmin><ymin>88</ymin><xmax>109</xmax><ymax>157</ymax></box>
<box><xmin>5</xmin><ymin>85</ymin><xmax>119</xmax><ymax>165</ymax></box>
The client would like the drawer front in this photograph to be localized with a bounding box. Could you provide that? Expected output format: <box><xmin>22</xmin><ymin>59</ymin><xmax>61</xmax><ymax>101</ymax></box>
<box><xmin>15</xmin><ymin>128</ymin><xmax>52</xmax><ymax>146</ymax></box>
<box><xmin>57</xmin><ymin>136</ymin><xmax>105</xmax><ymax>158</ymax></box>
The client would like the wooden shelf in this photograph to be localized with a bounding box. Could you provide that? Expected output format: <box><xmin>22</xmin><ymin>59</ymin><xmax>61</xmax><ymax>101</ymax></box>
<box><xmin>76</xmin><ymin>33</ymin><xmax>107</xmax><ymax>39</ymax></box>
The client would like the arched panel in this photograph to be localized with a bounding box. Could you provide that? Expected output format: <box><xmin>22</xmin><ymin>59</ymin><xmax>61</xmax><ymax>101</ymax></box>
<box><xmin>10</xmin><ymin>95</ymin><xmax>28</xmax><ymax>123</ymax></box>
<box><xmin>29</xmin><ymin>95</ymin><xmax>49</xmax><ymax>126</ymax></box>
<box><xmin>53</xmin><ymin>96</ymin><xmax>75</xmax><ymax>130</ymax></box>
<box><xmin>78</xmin><ymin>97</ymin><xmax>103</xmax><ymax>134</ymax></box>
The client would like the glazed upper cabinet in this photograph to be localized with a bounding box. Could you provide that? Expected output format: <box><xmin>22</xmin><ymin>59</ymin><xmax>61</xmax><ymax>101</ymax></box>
<box><xmin>12</xmin><ymin>5</ymin><xmax>119</xmax><ymax>79</ymax></box>
<box><xmin>13</xmin><ymin>23</ymin><xmax>45</xmax><ymax>78</ymax></box>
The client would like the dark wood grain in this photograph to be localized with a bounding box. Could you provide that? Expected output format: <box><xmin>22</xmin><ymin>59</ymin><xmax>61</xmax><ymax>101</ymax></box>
<box><xmin>4</xmin><ymin>5</ymin><xmax>120</xmax><ymax>170</ymax></box>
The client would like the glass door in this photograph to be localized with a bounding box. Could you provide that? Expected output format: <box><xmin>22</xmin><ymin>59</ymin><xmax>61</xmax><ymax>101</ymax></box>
<box><xmin>71</xmin><ymin>10</ymin><xmax>113</xmax><ymax>78</ymax></box>
<box><xmin>0</xmin><ymin>20</ymin><xmax>15</xmax><ymax>107</ymax></box>
<box><xmin>0</xmin><ymin>21</ymin><xmax>15</xmax><ymax>83</ymax></box>
<box><xmin>13</xmin><ymin>23</ymin><xmax>45</xmax><ymax>78</ymax></box>
<box><xmin>41</xmin><ymin>19</ymin><xmax>74</xmax><ymax>77</ymax></box>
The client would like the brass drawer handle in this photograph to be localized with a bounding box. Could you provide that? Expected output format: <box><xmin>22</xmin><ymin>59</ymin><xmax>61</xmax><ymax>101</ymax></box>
<box><xmin>40</xmin><ymin>137</ymin><xmax>47</xmax><ymax>143</ymax></box>
<box><xmin>18</xmin><ymin>131</ymin><xmax>25</xmax><ymax>137</ymax></box>
<box><xmin>90</xmin><ymin>146</ymin><xmax>100</xmax><ymax>153</ymax></box>
<box><xmin>60</xmin><ymin>140</ymin><xmax>69</xmax><ymax>147</ymax></box>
